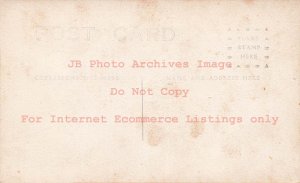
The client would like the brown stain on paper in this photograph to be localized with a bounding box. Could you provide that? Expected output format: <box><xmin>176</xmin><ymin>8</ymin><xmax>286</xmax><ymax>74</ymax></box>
<box><xmin>147</xmin><ymin>125</ymin><xmax>163</xmax><ymax>146</ymax></box>
<box><xmin>136</xmin><ymin>0</ymin><xmax>159</xmax><ymax>23</ymax></box>
<box><xmin>190</xmin><ymin>122</ymin><xmax>204</xmax><ymax>138</ymax></box>
<box><xmin>244</xmin><ymin>0</ymin><xmax>255</xmax><ymax>5</ymax></box>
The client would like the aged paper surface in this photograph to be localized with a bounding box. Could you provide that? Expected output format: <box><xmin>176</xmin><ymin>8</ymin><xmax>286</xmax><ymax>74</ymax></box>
<box><xmin>1</xmin><ymin>0</ymin><xmax>300</xmax><ymax>182</ymax></box>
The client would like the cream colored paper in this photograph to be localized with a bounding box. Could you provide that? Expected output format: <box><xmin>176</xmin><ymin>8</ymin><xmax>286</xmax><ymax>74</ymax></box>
<box><xmin>1</xmin><ymin>0</ymin><xmax>300</xmax><ymax>182</ymax></box>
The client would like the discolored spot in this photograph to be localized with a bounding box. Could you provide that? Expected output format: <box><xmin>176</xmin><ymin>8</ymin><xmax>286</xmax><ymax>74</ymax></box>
<box><xmin>136</xmin><ymin>0</ymin><xmax>159</xmax><ymax>23</ymax></box>
<box><xmin>222</xmin><ymin>103</ymin><xmax>229</xmax><ymax>113</ymax></box>
<box><xmin>244</xmin><ymin>0</ymin><xmax>255</xmax><ymax>5</ymax></box>
<box><xmin>222</xmin><ymin>145</ymin><xmax>241</xmax><ymax>158</ymax></box>
<box><xmin>76</xmin><ymin>2</ymin><xmax>88</xmax><ymax>14</ymax></box>
<box><xmin>147</xmin><ymin>125</ymin><xmax>163</xmax><ymax>146</ymax></box>
<box><xmin>190</xmin><ymin>122</ymin><xmax>204</xmax><ymax>138</ymax></box>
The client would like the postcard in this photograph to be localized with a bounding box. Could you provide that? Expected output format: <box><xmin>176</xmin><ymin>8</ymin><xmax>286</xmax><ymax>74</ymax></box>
<box><xmin>1</xmin><ymin>0</ymin><xmax>299</xmax><ymax>182</ymax></box>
